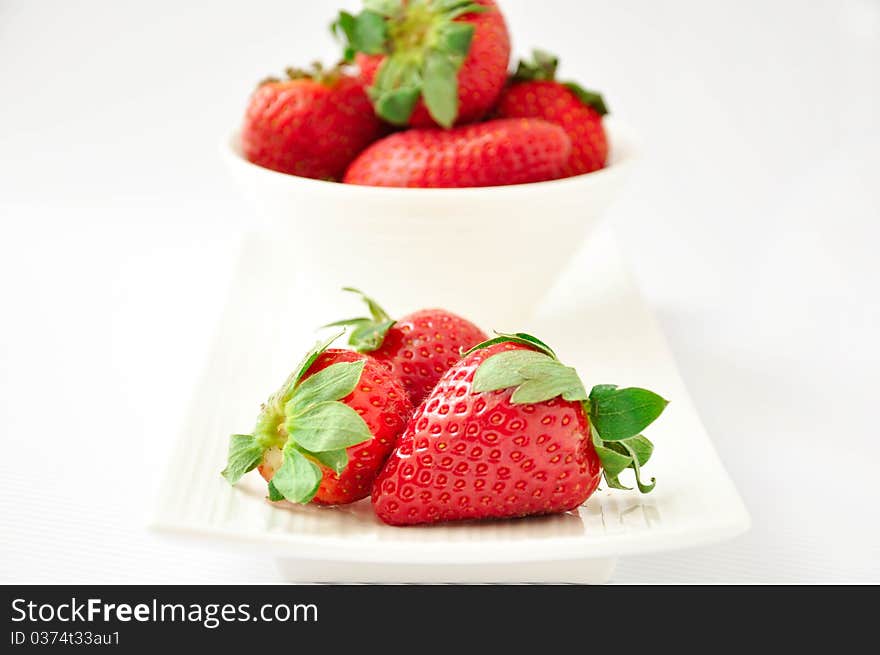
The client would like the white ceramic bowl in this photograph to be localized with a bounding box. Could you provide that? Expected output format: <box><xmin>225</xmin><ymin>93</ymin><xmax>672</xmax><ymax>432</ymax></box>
<box><xmin>222</xmin><ymin>119</ymin><xmax>638</xmax><ymax>328</ymax></box>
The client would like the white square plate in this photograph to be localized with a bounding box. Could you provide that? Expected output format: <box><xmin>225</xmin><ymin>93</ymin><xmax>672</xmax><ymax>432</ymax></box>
<box><xmin>151</xmin><ymin>226</ymin><xmax>749</xmax><ymax>583</ymax></box>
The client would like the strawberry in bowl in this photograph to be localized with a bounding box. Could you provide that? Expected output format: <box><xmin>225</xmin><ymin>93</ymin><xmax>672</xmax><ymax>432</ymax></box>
<box><xmin>334</xmin><ymin>0</ymin><xmax>511</xmax><ymax>128</ymax></box>
<box><xmin>344</xmin><ymin>118</ymin><xmax>572</xmax><ymax>187</ymax></box>
<box><xmin>240</xmin><ymin>63</ymin><xmax>383</xmax><ymax>180</ymax></box>
<box><xmin>224</xmin><ymin>1</ymin><xmax>637</xmax><ymax>330</ymax></box>
<box><xmin>496</xmin><ymin>50</ymin><xmax>610</xmax><ymax>176</ymax></box>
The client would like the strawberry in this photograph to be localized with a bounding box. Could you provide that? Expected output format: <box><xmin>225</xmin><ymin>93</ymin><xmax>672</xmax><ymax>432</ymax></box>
<box><xmin>240</xmin><ymin>63</ymin><xmax>383</xmax><ymax>180</ymax></box>
<box><xmin>343</xmin><ymin>118</ymin><xmax>572</xmax><ymax>188</ymax></box>
<box><xmin>496</xmin><ymin>50</ymin><xmax>610</xmax><ymax>177</ymax></box>
<box><xmin>333</xmin><ymin>0</ymin><xmax>510</xmax><ymax>128</ymax></box>
<box><xmin>371</xmin><ymin>333</ymin><xmax>668</xmax><ymax>525</ymax></box>
<box><xmin>327</xmin><ymin>288</ymin><xmax>488</xmax><ymax>405</ymax></box>
<box><xmin>222</xmin><ymin>334</ymin><xmax>412</xmax><ymax>505</ymax></box>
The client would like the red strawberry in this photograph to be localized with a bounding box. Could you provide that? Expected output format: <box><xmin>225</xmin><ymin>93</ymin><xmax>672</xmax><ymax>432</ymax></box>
<box><xmin>240</xmin><ymin>63</ymin><xmax>383</xmax><ymax>180</ymax></box>
<box><xmin>222</xmin><ymin>335</ymin><xmax>412</xmax><ymax>505</ymax></box>
<box><xmin>372</xmin><ymin>333</ymin><xmax>668</xmax><ymax>525</ymax></box>
<box><xmin>327</xmin><ymin>288</ymin><xmax>488</xmax><ymax>405</ymax></box>
<box><xmin>343</xmin><ymin>118</ymin><xmax>571</xmax><ymax>188</ymax></box>
<box><xmin>496</xmin><ymin>50</ymin><xmax>610</xmax><ymax>177</ymax></box>
<box><xmin>334</xmin><ymin>0</ymin><xmax>510</xmax><ymax>128</ymax></box>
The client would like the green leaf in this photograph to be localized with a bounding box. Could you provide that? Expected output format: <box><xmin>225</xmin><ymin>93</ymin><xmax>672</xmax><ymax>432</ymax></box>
<box><xmin>618</xmin><ymin>438</ymin><xmax>656</xmax><ymax>493</ymax></box>
<box><xmin>561</xmin><ymin>383</ymin><xmax>590</xmax><ymax>402</ymax></box>
<box><xmin>331</xmin><ymin>12</ymin><xmax>358</xmax><ymax>61</ymax></box>
<box><xmin>472</xmin><ymin>336</ymin><xmax>589</xmax><ymax>404</ymax></box>
<box><xmin>267</xmin><ymin>480</ymin><xmax>285</xmax><ymax>501</ymax></box>
<box><xmin>324</xmin><ymin>317</ymin><xmax>372</xmax><ymax>329</ymax></box>
<box><xmin>350</xmin><ymin>10</ymin><xmax>388</xmax><ymax>54</ymax></box>
<box><xmin>461</xmin><ymin>335</ymin><xmax>516</xmax><ymax>357</ymax></box>
<box><xmin>593</xmin><ymin>426</ymin><xmax>632</xmax><ymax>491</ymax></box>
<box><xmin>270</xmin><ymin>445</ymin><xmax>322</xmax><ymax>504</ymax></box>
<box><xmin>300</xmin><ymin>447</ymin><xmax>349</xmax><ymax>475</ymax></box>
<box><xmin>221</xmin><ymin>434</ymin><xmax>264</xmax><ymax>485</ymax></box>
<box><xmin>520</xmin><ymin>359</ymin><xmax>588</xmax><ymax>401</ymax></box>
<box><xmin>436</xmin><ymin>22</ymin><xmax>475</xmax><ymax>57</ymax></box>
<box><xmin>351</xmin><ymin>319</ymin><xmax>396</xmax><ymax>351</ymax></box>
<box><xmin>509</xmin><ymin>333</ymin><xmax>558</xmax><ymax>359</ymax></box>
<box><xmin>513</xmin><ymin>49</ymin><xmax>559</xmax><ymax>82</ymax></box>
<box><xmin>324</xmin><ymin>318</ymin><xmax>396</xmax><ymax>352</ymax></box>
<box><xmin>374</xmin><ymin>87</ymin><xmax>421</xmax><ymax>125</ymax></box>
<box><xmin>463</xmin><ymin>332</ymin><xmax>557</xmax><ymax>359</ymax></box>
<box><xmin>364</xmin><ymin>0</ymin><xmax>403</xmax><ymax>17</ymax></box>
<box><xmin>437</xmin><ymin>0</ymin><xmax>488</xmax><ymax>19</ymax></box>
<box><xmin>618</xmin><ymin>434</ymin><xmax>654</xmax><ymax>467</ymax></box>
<box><xmin>533</xmin><ymin>49</ymin><xmax>559</xmax><ymax>74</ymax></box>
<box><xmin>589</xmin><ymin>384</ymin><xmax>618</xmax><ymax>401</ymax></box>
<box><xmin>591</xmin><ymin>415</ymin><xmax>659</xmax><ymax>493</ymax></box>
<box><xmin>287</xmin><ymin>401</ymin><xmax>373</xmax><ymax>453</ymax></box>
<box><xmin>589</xmin><ymin>386</ymin><xmax>668</xmax><ymax>442</ymax></box>
<box><xmin>341</xmin><ymin>287</ymin><xmax>392</xmax><ymax>323</ymax></box>
<box><xmin>473</xmin><ymin>348</ymin><xmax>589</xmax><ymax>405</ymax></box>
<box><xmin>593</xmin><ymin>436</ymin><xmax>633</xmax><ymax>479</ymax></box>
<box><xmin>325</xmin><ymin>289</ymin><xmax>397</xmax><ymax>352</ymax></box>
<box><xmin>472</xmin><ymin>350</ymin><xmax>552</xmax><ymax>393</ymax></box>
<box><xmin>422</xmin><ymin>50</ymin><xmax>460</xmax><ymax>128</ymax></box>
<box><xmin>288</xmin><ymin>360</ymin><xmax>365</xmax><ymax>415</ymax></box>
<box><xmin>564</xmin><ymin>83</ymin><xmax>609</xmax><ymax>116</ymax></box>
<box><xmin>510</xmin><ymin>362</ymin><xmax>587</xmax><ymax>404</ymax></box>
<box><xmin>603</xmin><ymin>472</ymin><xmax>632</xmax><ymax>491</ymax></box>
<box><xmin>332</xmin><ymin>9</ymin><xmax>388</xmax><ymax>60</ymax></box>
<box><xmin>370</xmin><ymin>56</ymin><xmax>422</xmax><ymax>125</ymax></box>
<box><xmin>332</xmin><ymin>12</ymin><xmax>355</xmax><ymax>37</ymax></box>
<box><xmin>281</xmin><ymin>331</ymin><xmax>344</xmax><ymax>401</ymax></box>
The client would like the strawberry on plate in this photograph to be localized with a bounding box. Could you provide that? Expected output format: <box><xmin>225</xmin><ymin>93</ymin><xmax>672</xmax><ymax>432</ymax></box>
<box><xmin>240</xmin><ymin>63</ymin><xmax>383</xmax><ymax>180</ymax></box>
<box><xmin>371</xmin><ymin>333</ymin><xmax>668</xmax><ymax>525</ymax></box>
<box><xmin>327</xmin><ymin>288</ymin><xmax>488</xmax><ymax>405</ymax></box>
<box><xmin>334</xmin><ymin>0</ymin><xmax>510</xmax><ymax>128</ymax></box>
<box><xmin>496</xmin><ymin>50</ymin><xmax>610</xmax><ymax>176</ymax></box>
<box><xmin>343</xmin><ymin>118</ymin><xmax>571</xmax><ymax>187</ymax></box>
<box><xmin>222</xmin><ymin>334</ymin><xmax>412</xmax><ymax>505</ymax></box>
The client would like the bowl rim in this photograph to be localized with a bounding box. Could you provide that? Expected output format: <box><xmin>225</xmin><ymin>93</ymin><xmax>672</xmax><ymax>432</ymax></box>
<box><xmin>222</xmin><ymin>117</ymin><xmax>640</xmax><ymax>197</ymax></box>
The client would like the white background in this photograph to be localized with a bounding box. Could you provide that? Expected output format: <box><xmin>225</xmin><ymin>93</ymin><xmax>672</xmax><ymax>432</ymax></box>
<box><xmin>1</xmin><ymin>0</ymin><xmax>878</xmax><ymax>583</ymax></box>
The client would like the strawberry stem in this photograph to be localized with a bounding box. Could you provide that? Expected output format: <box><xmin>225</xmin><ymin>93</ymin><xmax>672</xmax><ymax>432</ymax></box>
<box><xmin>324</xmin><ymin>288</ymin><xmax>397</xmax><ymax>352</ymax></box>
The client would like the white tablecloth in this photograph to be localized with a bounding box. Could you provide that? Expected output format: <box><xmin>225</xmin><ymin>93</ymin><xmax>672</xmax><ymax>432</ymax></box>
<box><xmin>1</xmin><ymin>0</ymin><xmax>878</xmax><ymax>583</ymax></box>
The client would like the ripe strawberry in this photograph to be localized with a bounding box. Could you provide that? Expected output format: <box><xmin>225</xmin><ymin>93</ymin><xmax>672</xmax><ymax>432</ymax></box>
<box><xmin>327</xmin><ymin>288</ymin><xmax>488</xmax><ymax>405</ymax></box>
<box><xmin>372</xmin><ymin>333</ymin><xmax>668</xmax><ymax>525</ymax></box>
<box><xmin>240</xmin><ymin>63</ymin><xmax>383</xmax><ymax>180</ymax></box>
<box><xmin>222</xmin><ymin>335</ymin><xmax>412</xmax><ymax>505</ymax></box>
<box><xmin>334</xmin><ymin>0</ymin><xmax>510</xmax><ymax>128</ymax></box>
<box><xmin>343</xmin><ymin>118</ymin><xmax>571</xmax><ymax>188</ymax></box>
<box><xmin>496</xmin><ymin>50</ymin><xmax>610</xmax><ymax>177</ymax></box>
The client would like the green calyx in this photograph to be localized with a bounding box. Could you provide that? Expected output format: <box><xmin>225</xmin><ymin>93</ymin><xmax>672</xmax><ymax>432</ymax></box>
<box><xmin>512</xmin><ymin>49</ymin><xmax>609</xmax><ymax>116</ymax></box>
<box><xmin>220</xmin><ymin>332</ymin><xmax>374</xmax><ymax>504</ymax></box>
<box><xmin>469</xmin><ymin>333</ymin><xmax>667</xmax><ymax>493</ymax></box>
<box><xmin>512</xmin><ymin>49</ymin><xmax>559</xmax><ymax>82</ymax></box>
<box><xmin>258</xmin><ymin>61</ymin><xmax>346</xmax><ymax>88</ymax></box>
<box><xmin>332</xmin><ymin>0</ymin><xmax>488</xmax><ymax>127</ymax></box>
<box><xmin>324</xmin><ymin>287</ymin><xmax>397</xmax><ymax>353</ymax></box>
